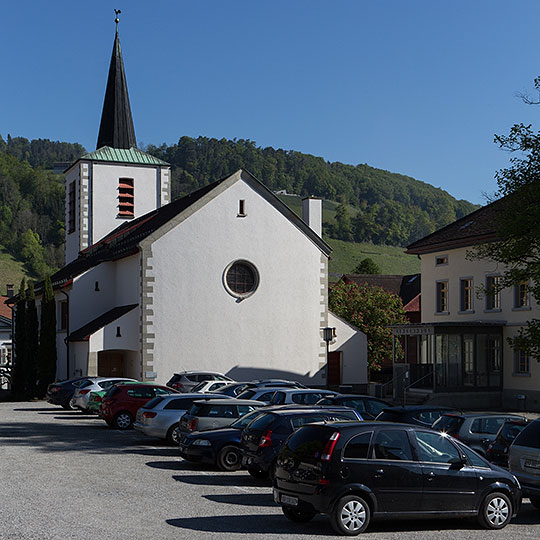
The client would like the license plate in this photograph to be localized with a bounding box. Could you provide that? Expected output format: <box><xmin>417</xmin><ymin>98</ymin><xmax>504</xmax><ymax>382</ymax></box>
<box><xmin>281</xmin><ymin>495</ymin><xmax>298</xmax><ymax>506</ymax></box>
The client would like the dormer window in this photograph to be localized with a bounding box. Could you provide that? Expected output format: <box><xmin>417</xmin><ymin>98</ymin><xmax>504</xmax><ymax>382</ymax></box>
<box><xmin>118</xmin><ymin>178</ymin><xmax>134</xmax><ymax>218</ymax></box>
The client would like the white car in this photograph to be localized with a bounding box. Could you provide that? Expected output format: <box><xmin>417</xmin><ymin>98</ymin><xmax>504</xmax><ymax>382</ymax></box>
<box><xmin>71</xmin><ymin>377</ymin><xmax>137</xmax><ymax>412</ymax></box>
<box><xmin>268</xmin><ymin>388</ymin><xmax>339</xmax><ymax>405</ymax></box>
<box><xmin>190</xmin><ymin>380</ymin><xmax>230</xmax><ymax>393</ymax></box>
<box><xmin>236</xmin><ymin>387</ymin><xmax>293</xmax><ymax>404</ymax></box>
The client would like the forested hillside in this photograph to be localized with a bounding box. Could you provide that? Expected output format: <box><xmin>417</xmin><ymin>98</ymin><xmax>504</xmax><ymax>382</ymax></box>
<box><xmin>0</xmin><ymin>133</ymin><xmax>477</xmax><ymax>279</ymax></box>
<box><xmin>145</xmin><ymin>136</ymin><xmax>478</xmax><ymax>246</ymax></box>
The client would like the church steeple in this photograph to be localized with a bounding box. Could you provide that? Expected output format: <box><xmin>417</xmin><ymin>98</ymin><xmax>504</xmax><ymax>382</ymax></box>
<box><xmin>96</xmin><ymin>13</ymin><xmax>136</xmax><ymax>150</ymax></box>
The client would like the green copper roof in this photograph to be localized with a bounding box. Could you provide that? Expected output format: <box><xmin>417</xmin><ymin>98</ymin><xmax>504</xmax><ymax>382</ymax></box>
<box><xmin>81</xmin><ymin>146</ymin><xmax>169</xmax><ymax>166</ymax></box>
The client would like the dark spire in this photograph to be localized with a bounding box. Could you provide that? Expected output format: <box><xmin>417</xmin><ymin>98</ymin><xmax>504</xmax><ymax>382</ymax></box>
<box><xmin>96</xmin><ymin>14</ymin><xmax>136</xmax><ymax>150</ymax></box>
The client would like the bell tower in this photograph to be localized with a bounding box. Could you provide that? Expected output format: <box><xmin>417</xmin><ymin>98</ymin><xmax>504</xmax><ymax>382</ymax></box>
<box><xmin>64</xmin><ymin>12</ymin><xmax>170</xmax><ymax>265</ymax></box>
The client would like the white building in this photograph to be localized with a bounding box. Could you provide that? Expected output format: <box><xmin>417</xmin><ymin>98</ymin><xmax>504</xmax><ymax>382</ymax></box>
<box><xmin>392</xmin><ymin>199</ymin><xmax>540</xmax><ymax>410</ymax></box>
<box><xmin>20</xmin><ymin>24</ymin><xmax>368</xmax><ymax>389</ymax></box>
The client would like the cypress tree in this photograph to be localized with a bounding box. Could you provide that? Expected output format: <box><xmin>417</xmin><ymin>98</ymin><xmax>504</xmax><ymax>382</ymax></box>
<box><xmin>38</xmin><ymin>276</ymin><xmax>57</xmax><ymax>397</ymax></box>
<box><xmin>11</xmin><ymin>278</ymin><xmax>27</xmax><ymax>398</ymax></box>
<box><xmin>25</xmin><ymin>281</ymin><xmax>39</xmax><ymax>397</ymax></box>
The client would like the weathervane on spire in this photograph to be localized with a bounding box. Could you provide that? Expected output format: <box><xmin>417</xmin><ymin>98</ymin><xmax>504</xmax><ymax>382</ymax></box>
<box><xmin>114</xmin><ymin>9</ymin><xmax>121</xmax><ymax>32</ymax></box>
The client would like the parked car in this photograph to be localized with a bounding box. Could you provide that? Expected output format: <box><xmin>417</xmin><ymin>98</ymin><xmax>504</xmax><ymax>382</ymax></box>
<box><xmin>269</xmin><ymin>388</ymin><xmax>339</xmax><ymax>406</ymax></box>
<box><xmin>71</xmin><ymin>377</ymin><xmax>137</xmax><ymax>412</ymax></box>
<box><xmin>316</xmin><ymin>394</ymin><xmax>391</xmax><ymax>420</ymax></box>
<box><xmin>178</xmin><ymin>398</ymin><xmax>265</xmax><ymax>437</ymax></box>
<box><xmin>209</xmin><ymin>382</ymin><xmax>253</xmax><ymax>397</ymax></box>
<box><xmin>46</xmin><ymin>377</ymin><xmax>96</xmax><ymax>410</ymax></box>
<box><xmin>509</xmin><ymin>418</ymin><xmax>540</xmax><ymax>509</ymax></box>
<box><xmin>237</xmin><ymin>387</ymin><xmax>292</xmax><ymax>404</ymax></box>
<box><xmin>99</xmin><ymin>383</ymin><xmax>178</xmax><ymax>429</ymax></box>
<box><xmin>190</xmin><ymin>380</ymin><xmax>230</xmax><ymax>393</ymax></box>
<box><xmin>240</xmin><ymin>407</ymin><xmax>362</xmax><ymax>480</ymax></box>
<box><xmin>487</xmin><ymin>419</ymin><xmax>530</xmax><ymax>467</ymax></box>
<box><xmin>87</xmin><ymin>380</ymin><xmax>157</xmax><ymax>414</ymax></box>
<box><xmin>166</xmin><ymin>371</ymin><xmax>233</xmax><ymax>393</ymax></box>
<box><xmin>179</xmin><ymin>407</ymin><xmax>269</xmax><ymax>470</ymax></box>
<box><xmin>133</xmin><ymin>393</ymin><xmax>233</xmax><ymax>444</ymax></box>
<box><xmin>375</xmin><ymin>405</ymin><xmax>459</xmax><ymax>427</ymax></box>
<box><xmin>432</xmin><ymin>412</ymin><xmax>526</xmax><ymax>456</ymax></box>
<box><xmin>274</xmin><ymin>421</ymin><xmax>521</xmax><ymax>534</ymax></box>
<box><xmin>250</xmin><ymin>379</ymin><xmax>307</xmax><ymax>389</ymax></box>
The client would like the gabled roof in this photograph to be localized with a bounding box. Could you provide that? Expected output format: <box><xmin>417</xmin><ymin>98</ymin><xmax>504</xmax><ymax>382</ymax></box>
<box><xmin>340</xmin><ymin>274</ymin><xmax>421</xmax><ymax>307</ymax></box>
<box><xmin>96</xmin><ymin>29</ymin><xmax>136</xmax><ymax>150</ymax></box>
<box><xmin>25</xmin><ymin>169</ymin><xmax>331</xmax><ymax>297</ymax></box>
<box><xmin>406</xmin><ymin>198</ymin><xmax>503</xmax><ymax>254</ymax></box>
<box><xmin>68</xmin><ymin>304</ymin><xmax>138</xmax><ymax>341</ymax></box>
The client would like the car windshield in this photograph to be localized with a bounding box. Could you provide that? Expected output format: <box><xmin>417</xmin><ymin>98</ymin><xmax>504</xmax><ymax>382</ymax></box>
<box><xmin>281</xmin><ymin>425</ymin><xmax>334</xmax><ymax>465</ymax></box>
<box><xmin>237</xmin><ymin>389</ymin><xmax>256</xmax><ymax>399</ymax></box>
<box><xmin>143</xmin><ymin>397</ymin><xmax>164</xmax><ymax>409</ymax></box>
<box><xmin>230</xmin><ymin>409</ymin><xmax>266</xmax><ymax>429</ymax></box>
<box><xmin>432</xmin><ymin>415</ymin><xmax>464</xmax><ymax>433</ymax></box>
<box><xmin>191</xmin><ymin>382</ymin><xmax>206</xmax><ymax>392</ymax></box>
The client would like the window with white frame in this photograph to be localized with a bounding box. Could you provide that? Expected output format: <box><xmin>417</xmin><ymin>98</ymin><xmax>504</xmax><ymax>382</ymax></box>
<box><xmin>514</xmin><ymin>350</ymin><xmax>530</xmax><ymax>374</ymax></box>
<box><xmin>436</xmin><ymin>281</ymin><xmax>449</xmax><ymax>313</ymax></box>
<box><xmin>460</xmin><ymin>278</ymin><xmax>473</xmax><ymax>312</ymax></box>
<box><xmin>486</xmin><ymin>275</ymin><xmax>501</xmax><ymax>310</ymax></box>
<box><xmin>515</xmin><ymin>281</ymin><xmax>530</xmax><ymax>308</ymax></box>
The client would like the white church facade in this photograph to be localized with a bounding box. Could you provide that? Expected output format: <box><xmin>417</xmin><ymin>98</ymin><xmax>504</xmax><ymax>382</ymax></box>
<box><xmin>29</xmin><ymin>23</ymin><xmax>368</xmax><ymax>388</ymax></box>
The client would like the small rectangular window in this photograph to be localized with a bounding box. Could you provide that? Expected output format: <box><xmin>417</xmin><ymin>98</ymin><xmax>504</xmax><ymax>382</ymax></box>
<box><xmin>486</xmin><ymin>276</ymin><xmax>500</xmax><ymax>310</ymax></box>
<box><xmin>460</xmin><ymin>278</ymin><xmax>473</xmax><ymax>312</ymax></box>
<box><xmin>435</xmin><ymin>256</ymin><xmax>448</xmax><ymax>266</ymax></box>
<box><xmin>68</xmin><ymin>181</ymin><xmax>76</xmax><ymax>233</ymax></box>
<box><xmin>515</xmin><ymin>281</ymin><xmax>529</xmax><ymax>308</ymax></box>
<box><xmin>238</xmin><ymin>199</ymin><xmax>246</xmax><ymax>216</ymax></box>
<box><xmin>118</xmin><ymin>178</ymin><xmax>134</xmax><ymax>218</ymax></box>
<box><xmin>436</xmin><ymin>281</ymin><xmax>448</xmax><ymax>313</ymax></box>
<box><xmin>515</xmin><ymin>350</ymin><xmax>530</xmax><ymax>374</ymax></box>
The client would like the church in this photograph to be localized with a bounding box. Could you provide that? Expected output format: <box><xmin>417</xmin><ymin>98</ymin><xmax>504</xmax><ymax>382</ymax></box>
<box><xmin>38</xmin><ymin>22</ymin><xmax>368</xmax><ymax>388</ymax></box>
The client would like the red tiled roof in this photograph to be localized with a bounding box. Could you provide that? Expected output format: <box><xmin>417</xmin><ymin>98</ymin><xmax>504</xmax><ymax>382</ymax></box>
<box><xmin>0</xmin><ymin>296</ymin><xmax>12</xmax><ymax>319</ymax></box>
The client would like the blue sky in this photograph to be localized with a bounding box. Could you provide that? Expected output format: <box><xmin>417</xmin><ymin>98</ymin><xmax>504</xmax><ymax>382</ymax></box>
<box><xmin>1</xmin><ymin>1</ymin><xmax>539</xmax><ymax>204</ymax></box>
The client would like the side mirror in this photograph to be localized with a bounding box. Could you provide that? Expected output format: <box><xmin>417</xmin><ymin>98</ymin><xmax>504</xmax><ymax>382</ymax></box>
<box><xmin>449</xmin><ymin>455</ymin><xmax>467</xmax><ymax>469</ymax></box>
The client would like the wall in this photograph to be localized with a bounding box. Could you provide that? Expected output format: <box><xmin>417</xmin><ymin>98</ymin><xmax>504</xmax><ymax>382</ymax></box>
<box><xmin>328</xmin><ymin>312</ymin><xmax>368</xmax><ymax>385</ymax></box>
<box><xmin>143</xmin><ymin>176</ymin><xmax>327</xmax><ymax>386</ymax></box>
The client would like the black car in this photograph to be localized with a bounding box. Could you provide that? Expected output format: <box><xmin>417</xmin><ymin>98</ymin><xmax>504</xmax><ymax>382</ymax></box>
<box><xmin>274</xmin><ymin>421</ymin><xmax>521</xmax><ymax>535</ymax></box>
<box><xmin>486</xmin><ymin>419</ymin><xmax>529</xmax><ymax>467</ymax></box>
<box><xmin>179</xmin><ymin>408</ymin><xmax>267</xmax><ymax>470</ymax></box>
<box><xmin>317</xmin><ymin>394</ymin><xmax>391</xmax><ymax>420</ymax></box>
<box><xmin>46</xmin><ymin>377</ymin><xmax>93</xmax><ymax>409</ymax></box>
<box><xmin>375</xmin><ymin>405</ymin><xmax>459</xmax><ymax>427</ymax></box>
<box><xmin>240</xmin><ymin>407</ymin><xmax>362</xmax><ymax>480</ymax></box>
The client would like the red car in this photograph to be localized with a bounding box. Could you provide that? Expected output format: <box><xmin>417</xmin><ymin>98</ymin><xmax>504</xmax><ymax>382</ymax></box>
<box><xmin>99</xmin><ymin>382</ymin><xmax>178</xmax><ymax>429</ymax></box>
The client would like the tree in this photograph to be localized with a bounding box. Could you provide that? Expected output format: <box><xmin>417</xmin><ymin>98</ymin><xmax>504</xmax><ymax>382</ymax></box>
<box><xmin>334</xmin><ymin>200</ymin><xmax>353</xmax><ymax>241</ymax></box>
<box><xmin>38</xmin><ymin>275</ymin><xmax>57</xmax><ymax>397</ymax></box>
<box><xmin>472</xmin><ymin>76</ymin><xmax>540</xmax><ymax>361</ymax></box>
<box><xmin>329</xmin><ymin>281</ymin><xmax>408</xmax><ymax>372</ymax></box>
<box><xmin>25</xmin><ymin>281</ymin><xmax>39</xmax><ymax>396</ymax></box>
<box><xmin>353</xmin><ymin>257</ymin><xmax>381</xmax><ymax>274</ymax></box>
<box><xmin>11</xmin><ymin>278</ymin><xmax>27</xmax><ymax>397</ymax></box>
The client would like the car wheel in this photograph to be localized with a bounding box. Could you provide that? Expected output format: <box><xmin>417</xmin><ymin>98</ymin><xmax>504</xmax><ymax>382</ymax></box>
<box><xmin>529</xmin><ymin>496</ymin><xmax>540</xmax><ymax>510</ymax></box>
<box><xmin>114</xmin><ymin>411</ymin><xmax>133</xmax><ymax>430</ymax></box>
<box><xmin>62</xmin><ymin>399</ymin><xmax>77</xmax><ymax>410</ymax></box>
<box><xmin>166</xmin><ymin>424</ymin><xmax>181</xmax><ymax>446</ymax></box>
<box><xmin>330</xmin><ymin>494</ymin><xmax>370</xmax><ymax>536</ymax></box>
<box><xmin>248</xmin><ymin>467</ymin><xmax>269</xmax><ymax>480</ymax></box>
<box><xmin>282</xmin><ymin>506</ymin><xmax>317</xmax><ymax>523</ymax></box>
<box><xmin>217</xmin><ymin>446</ymin><xmax>242</xmax><ymax>471</ymax></box>
<box><xmin>478</xmin><ymin>491</ymin><xmax>512</xmax><ymax>529</ymax></box>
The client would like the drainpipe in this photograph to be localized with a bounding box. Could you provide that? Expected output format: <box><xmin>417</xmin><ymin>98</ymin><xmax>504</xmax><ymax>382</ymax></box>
<box><xmin>59</xmin><ymin>289</ymin><xmax>70</xmax><ymax>379</ymax></box>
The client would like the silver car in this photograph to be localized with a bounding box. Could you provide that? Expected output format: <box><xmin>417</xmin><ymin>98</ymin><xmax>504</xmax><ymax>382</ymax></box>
<box><xmin>509</xmin><ymin>418</ymin><xmax>540</xmax><ymax>509</ymax></box>
<box><xmin>178</xmin><ymin>398</ymin><xmax>266</xmax><ymax>437</ymax></box>
<box><xmin>166</xmin><ymin>371</ymin><xmax>233</xmax><ymax>393</ymax></box>
<box><xmin>133</xmin><ymin>393</ymin><xmax>232</xmax><ymax>444</ymax></box>
<box><xmin>71</xmin><ymin>377</ymin><xmax>137</xmax><ymax>412</ymax></box>
<box><xmin>268</xmin><ymin>388</ymin><xmax>339</xmax><ymax>405</ymax></box>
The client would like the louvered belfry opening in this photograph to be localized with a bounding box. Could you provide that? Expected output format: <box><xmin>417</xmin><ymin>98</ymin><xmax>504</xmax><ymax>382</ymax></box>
<box><xmin>118</xmin><ymin>178</ymin><xmax>135</xmax><ymax>217</ymax></box>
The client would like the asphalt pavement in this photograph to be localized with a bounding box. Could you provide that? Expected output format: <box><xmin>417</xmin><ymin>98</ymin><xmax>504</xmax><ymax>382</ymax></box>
<box><xmin>1</xmin><ymin>401</ymin><xmax>540</xmax><ymax>539</ymax></box>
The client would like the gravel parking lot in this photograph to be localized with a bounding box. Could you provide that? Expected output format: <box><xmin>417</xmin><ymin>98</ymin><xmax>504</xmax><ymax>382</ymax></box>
<box><xmin>1</xmin><ymin>401</ymin><xmax>540</xmax><ymax>540</ymax></box>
